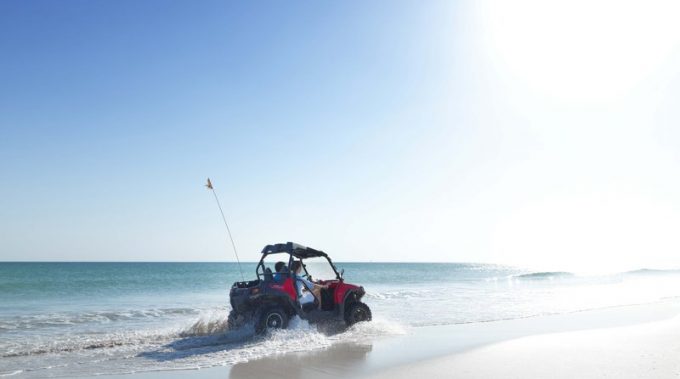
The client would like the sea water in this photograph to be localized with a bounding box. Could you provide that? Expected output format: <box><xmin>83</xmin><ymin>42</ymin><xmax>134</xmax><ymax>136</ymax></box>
<box><xmin>2</xmin><ymin>262</ymin><xmax>680</xmax><ymax>377</ymax></box>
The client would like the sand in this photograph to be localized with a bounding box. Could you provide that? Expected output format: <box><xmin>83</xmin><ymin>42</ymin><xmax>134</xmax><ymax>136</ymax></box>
<box><xmin>96</xmin><ymin>300</ymin><xmax>680</xmax><ymax>379</ymax></box>
<box><xmin>367</xmin><ymin>314</ymin><xmax>680</xmax><ymax>379</ymax></box>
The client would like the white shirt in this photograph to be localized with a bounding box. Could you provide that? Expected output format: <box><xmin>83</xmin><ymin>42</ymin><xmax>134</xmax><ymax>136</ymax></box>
<box><xmin>295</xmin><ymin>275</ymin><xmax>316</xmax><ymax>304</ymax></box>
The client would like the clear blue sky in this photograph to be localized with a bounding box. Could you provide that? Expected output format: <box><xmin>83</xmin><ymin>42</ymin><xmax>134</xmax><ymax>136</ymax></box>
<box><xmin>2</xmin><ymin>0</ymin><xmax>680</xmax><ymax>271</ymax></box>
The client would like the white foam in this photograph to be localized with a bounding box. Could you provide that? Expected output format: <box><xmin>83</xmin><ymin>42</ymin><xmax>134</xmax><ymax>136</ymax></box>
<box><xmin>1</xmin><ymin>304</ymin><xmax>408</xmax><ymax>378</ymax></box>
<box><xmin>342</xmin><ymin>317</ymin><xmax>409</xmax><ymax>339</ymax></box>
<box><xmin>179</xmin><ymin>311</ymin><xmax>230</xmax><ymax>337</ymax></box>
<box><xmin>365</xmin><ymin>288</ymin><xmax>436</xmax><ymax>300</ymax></box>
<box><xmin>0</xmin><ymin>371</ymin><xmax>23</xmax><ymax>377</ymax></box>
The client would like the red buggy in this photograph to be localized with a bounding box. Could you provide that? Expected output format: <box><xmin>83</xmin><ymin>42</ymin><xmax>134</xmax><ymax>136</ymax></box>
<box><xmin>228</xmin><ymin>242</ymin><xmax>372</xmax><ymax>333</ymax></box>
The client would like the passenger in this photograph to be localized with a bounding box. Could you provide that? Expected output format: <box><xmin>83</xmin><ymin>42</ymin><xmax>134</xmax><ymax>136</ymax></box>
<box><xmin>291</xmin><ymin>261</ymin><xmax>328</xmax><ymax>310</ymax></box>
<box><xmin>273</xmin><ymin>261</ymin><xmax>288</xmax><ymax>282</ymax></box>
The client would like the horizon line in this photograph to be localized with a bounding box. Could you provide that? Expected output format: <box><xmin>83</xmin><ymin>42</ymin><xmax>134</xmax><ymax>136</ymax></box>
<box><xmin>0</xmin><ymin>260</ymin><xmax>499</xmax><ymax>265</ymax></box>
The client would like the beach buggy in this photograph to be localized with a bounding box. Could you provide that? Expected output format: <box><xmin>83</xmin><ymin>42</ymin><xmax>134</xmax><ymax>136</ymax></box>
<box><xmin>227</xmin><ymin>242</ymin><xmax>372</xmax><ymax>333</ymax></box>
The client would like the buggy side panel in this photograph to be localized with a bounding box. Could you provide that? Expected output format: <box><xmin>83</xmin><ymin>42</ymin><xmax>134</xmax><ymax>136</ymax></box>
<box><xmin>336</xmin><ymin>284</ymin><xmax>366</xmax><ymax>318</ymax></box>
<box><xmin>268</xmin><ymin>277</ymin><xmax>297</xmax><ymax>300</ymax></box>
<box><xmin>333</xmin><ymin>282</ymin><xmax>359</xmax><ymax>305</ymax></box>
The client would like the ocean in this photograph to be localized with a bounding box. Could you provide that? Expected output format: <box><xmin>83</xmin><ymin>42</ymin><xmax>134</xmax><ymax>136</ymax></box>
<box><xmin>2</xmin><ymin>262</ymin><xmax>680</xmax><ymax>378</ymax></box>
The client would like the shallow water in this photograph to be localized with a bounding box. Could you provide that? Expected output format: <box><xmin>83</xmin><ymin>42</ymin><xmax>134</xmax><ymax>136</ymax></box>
<box><xmin>2</xmin><ymin>262</ymin><xmax>680</xmax><ymax>377</ymax></box>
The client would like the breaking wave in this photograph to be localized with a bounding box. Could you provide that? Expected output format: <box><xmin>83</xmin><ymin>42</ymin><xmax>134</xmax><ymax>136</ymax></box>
<box><xmin>0</xmin><ymin>307</ymin><xmax>203</xmax><ymax>332</ymax></box>
<box><xmin>514</xmin><ymin>271</ymin><xmax>574</xmax><ymax>279</ymax></box>
<box><xmin>624</xmin><ymin>268</ymin><xmax>680</xmax><ymax>276</ymax></box>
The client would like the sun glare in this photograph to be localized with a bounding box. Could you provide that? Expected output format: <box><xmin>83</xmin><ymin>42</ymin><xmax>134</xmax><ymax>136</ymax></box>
<box><xmin>491</xmin><ymin>192</ymin><xmax>680</xmax><ymax>274</ymax></box>
<box><xmin>477</xmin><ymin>0</ymin><xmax>680</xmax><ymax>104</ymax></box>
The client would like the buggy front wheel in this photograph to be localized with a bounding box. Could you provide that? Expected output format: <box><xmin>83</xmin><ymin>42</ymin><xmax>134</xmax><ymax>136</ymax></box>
<box><xmin>344</xmin><ymin>302</ymin><xmax>372</xmax><ymax>326</ymax></box>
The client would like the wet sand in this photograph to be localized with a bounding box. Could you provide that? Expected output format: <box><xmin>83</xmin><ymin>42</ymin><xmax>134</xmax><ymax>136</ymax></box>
<box><xmin>367</xmin><ymin>314</ymin><xmax>680</xmax><ymax>379</ymax></box>
<box><xmin>98</xmin><ymin>300</ymin><xmax>680</xmax><ymax>379</ymax></box>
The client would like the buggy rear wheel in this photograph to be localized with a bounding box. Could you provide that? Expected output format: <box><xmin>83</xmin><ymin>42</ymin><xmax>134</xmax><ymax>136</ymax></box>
<box><xmin>344</xmin><ymin>302</ymin><xmax>372</xmax><ymax>326</ymax></box>
<box><xmin>255</xmin><ymin>307</ymin><xmax>289</xmax><ymax>334</ymax></box>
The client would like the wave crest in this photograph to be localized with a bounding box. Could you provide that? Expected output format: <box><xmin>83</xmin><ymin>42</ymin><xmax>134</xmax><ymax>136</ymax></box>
<box><xmin>0</xmin><ymin>307</ymin><xmax>202</xmax><ymax>332</ymax></box>
<box><xmin>514</xmin><ymin>271</ymin><xmax>574</xmax><ymax>279</ymax></box>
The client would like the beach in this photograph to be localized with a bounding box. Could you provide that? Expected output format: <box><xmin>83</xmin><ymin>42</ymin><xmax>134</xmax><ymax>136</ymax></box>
<box><xmin>367</xmin><ymin>312</ymin><xmax>680</xmax><ymax>379</ymax></box>
<box><xmin>96</xmin><ymin>299</ymin><xmax>680</xmax><ymax>379</ymax></box>
<box><xmin>4</xmin><ymin>263</ymin><xmax>680</xmax><ymax>378</ymax></box>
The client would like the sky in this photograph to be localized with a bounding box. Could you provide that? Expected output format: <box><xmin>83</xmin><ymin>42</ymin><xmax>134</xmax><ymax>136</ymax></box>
<box><xmin>1</xmin><ymin>0</ymin><xmax>680</xmax><ymax>272</ymax></box>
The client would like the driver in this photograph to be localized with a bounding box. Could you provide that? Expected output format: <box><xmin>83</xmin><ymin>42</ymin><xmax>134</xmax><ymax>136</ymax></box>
<box><xmin>291</xmin><ymin>261</ymin><xmax>328</xmax><ymax>310</ymax></box>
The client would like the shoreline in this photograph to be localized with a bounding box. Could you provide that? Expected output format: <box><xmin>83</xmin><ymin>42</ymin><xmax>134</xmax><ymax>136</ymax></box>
<box><xmin>92</xmin><ymin>299</ymin><xmax>680</xmax><ymax>379</ymax></box>
<box><xmin>367</xmin><ymin>311</ymin><xmax>680</xmax><ymax>379</ymax></box>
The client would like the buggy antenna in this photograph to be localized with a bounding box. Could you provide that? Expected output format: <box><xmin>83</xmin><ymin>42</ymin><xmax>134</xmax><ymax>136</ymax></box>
<box><xmin>205</xmin><ymin>178</ymin><xmax>244</xmax><ymax>281</ymax></box>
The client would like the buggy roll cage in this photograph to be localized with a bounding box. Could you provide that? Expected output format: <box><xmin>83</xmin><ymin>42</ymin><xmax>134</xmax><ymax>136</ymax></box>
<box><xmin>255</xmin><ymin>242</ymin><xmax>342</xmax><ymax>281</ymax></box>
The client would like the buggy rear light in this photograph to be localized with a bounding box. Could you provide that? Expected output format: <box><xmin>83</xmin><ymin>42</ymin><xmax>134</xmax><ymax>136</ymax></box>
<box><xmin>250</xmin><ymin>288</ymin><xmax>260</xmax><ymax>295</ymax></box>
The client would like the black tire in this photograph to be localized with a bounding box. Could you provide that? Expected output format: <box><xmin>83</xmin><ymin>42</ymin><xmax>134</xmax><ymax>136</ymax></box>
<box><xmin>227</xmin><ymin>310</ymin><xmax>247</xmax><ymax>330</ymax></box>
<box><xmin>344</xmin><ymin>302</ymin><xmax>372</xmax><ymax>326</ymax></box>
<box><xmin>255</xmin><ymin>307</ymin><xmax>289</xmax><ymax>334</ymax></box>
